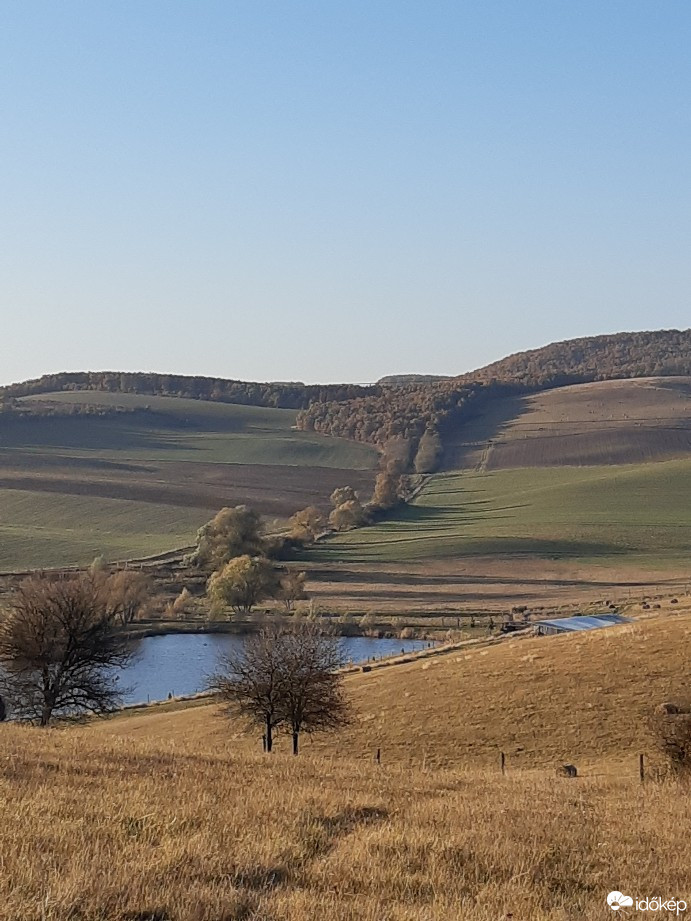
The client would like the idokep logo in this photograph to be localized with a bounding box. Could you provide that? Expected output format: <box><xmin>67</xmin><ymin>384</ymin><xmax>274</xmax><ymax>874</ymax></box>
<box><xmin>607</xmin><ymin>890</ymin><xmax>688</xmax><ymax>915</ymax></box>
<box><xmin>608</xmin><ymin>892</ymin><xmax>634</xmax><ymax>911</ymax></box>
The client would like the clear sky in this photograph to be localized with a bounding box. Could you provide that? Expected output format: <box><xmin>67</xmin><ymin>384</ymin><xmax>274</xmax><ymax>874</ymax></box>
<box><xmin>1</xmin><ymin>1</ymin><xmax>690</xmax><ymax>385</ymax></box>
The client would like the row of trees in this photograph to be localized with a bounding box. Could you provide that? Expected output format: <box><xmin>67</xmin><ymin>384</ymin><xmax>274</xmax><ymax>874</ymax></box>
<box><xmin>0</xmin><ymin>399</ymin><xmax>145</xmax><ymax>418</ymax></box>
<box><xmin>0</xmin><ymin>371</ymin><xmax>374</xmax><ymax>411</ymax></box>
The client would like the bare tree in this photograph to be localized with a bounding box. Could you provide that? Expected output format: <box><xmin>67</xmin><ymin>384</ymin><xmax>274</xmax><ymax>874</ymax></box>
<box><xmin>280</xmin><ymin>622</ymin><xmax>350</xmax><ymax>755</ymax></box>
<box><xmin>209</xmin><ymin>623</ymin><xmax>350</xmax><ymax>754</ymax></box>
<box><xmin>0</xmin><ymin>574</ymin><xmax>133</xmax><ymax>726</ymax></box>
<box><xmin>277</xmin><ymin>570</ymin><xmax>308</xmax><ymax>612</ymax></box>
<box><xmin>209</xmin><ymin>626</ymin><xmax>288</xmax><ymax>752</ymax></box>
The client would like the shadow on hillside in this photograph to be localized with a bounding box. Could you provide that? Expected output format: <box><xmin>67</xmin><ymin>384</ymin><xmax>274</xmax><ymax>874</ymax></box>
<box><xmin>440</xmin><ymin>393</ymin><xmax>531</xmax><ymax>471</ymax></box>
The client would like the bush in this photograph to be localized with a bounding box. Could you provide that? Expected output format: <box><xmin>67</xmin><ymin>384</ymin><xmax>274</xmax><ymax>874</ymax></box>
<box><xmin>652</xmin><ymin>705</ymin><xmax>691</xmax><ymax>779</ymax></box>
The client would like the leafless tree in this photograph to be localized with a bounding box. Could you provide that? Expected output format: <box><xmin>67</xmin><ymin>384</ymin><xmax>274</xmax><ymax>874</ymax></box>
<box><xmin>0</xmin><ymin>573</ymin><xmax>133</xmax><ymax>726</ymax></box>
<box><xmin>104</xmin><ymin>570</ymin><xmax>151</xmax><ymax>625</ymax></box>
<box><xmin>277</xmin><ymin>570</ymin><xmax>308</xmax><ymax>612</ymax></box>
<box><xmin>209</xmin><ymin>625</ymin><xmax>288</xmax><ymax>752</ymax></box>
<box><xmin>279</xmin><ymin>622</ymin><xmax>350</xmax><ymax>755</ymax></box>
<box><xmin>209</xmin><ymin>622</ymin><xmax>350</xmax><ymax>754</ymax></box>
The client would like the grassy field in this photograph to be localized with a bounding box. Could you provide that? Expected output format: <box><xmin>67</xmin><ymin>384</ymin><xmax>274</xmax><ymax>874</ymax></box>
<box><xmin>15</xmin><ymin>392</ymin><xmax>376</xmax><ymax>468</ymax></box>
<box><xmin>94</xmin><ymin>603</ymin><xmax>691</xmax><ymax>771</ymax></box>
<box><xmin>0</xmin><ymin>392</ymin><xmax>377</xmax><ymax>570</ymax></box>
<box><xmin>443</xmin><ymin>376</ymin><xmax>691</xmax><ymax>470</ymax></box>
<box><xmin>2</xmin><ymin>609</ymin><xmax>689</xmax><ymax>920</ymax></box>
<box><xmin>314</xmin><ymin>458</ymin><xmax>691</xmax><ymax>565</ymax></box>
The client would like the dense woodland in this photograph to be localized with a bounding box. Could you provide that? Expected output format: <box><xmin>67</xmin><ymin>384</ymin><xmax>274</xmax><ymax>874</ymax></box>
<box><xmin>3</xmin><ymin>329</ymin><xmax>690</xmax><ymax>471</ymax></box>
<box><xmin>0</xmin><ymin>371</ymin><xmax>374</xmax><ymax>410</ymax></box>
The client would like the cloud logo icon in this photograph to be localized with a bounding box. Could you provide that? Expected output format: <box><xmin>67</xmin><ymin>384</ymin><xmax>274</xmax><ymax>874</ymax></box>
<box><xmin>607</xmin><ymin>891</ymin><xmax>634</xmax><ymax>911</ymax></box>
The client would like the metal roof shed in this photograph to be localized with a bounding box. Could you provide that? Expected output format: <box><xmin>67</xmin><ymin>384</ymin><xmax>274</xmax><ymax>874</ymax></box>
<box><xmin>536</xmin><ymin>614</ymin><xmax>631</xmax><ymax>636</ymax></box>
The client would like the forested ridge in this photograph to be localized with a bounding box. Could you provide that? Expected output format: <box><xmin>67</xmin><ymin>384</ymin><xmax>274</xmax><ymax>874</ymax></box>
<box><xmin>2</xmin><ymin>329</ymin><xmax>690</xmax><ymax>470</ymax></box>
<box><xmin>296</xmin><ymin>328</ymin><xmax>691</xmax><ymax>463</ymax></box>
<box><xmin>0</xmin><ymin>371</ymin><xmax>374</xmax><ymax>410</ymax></box>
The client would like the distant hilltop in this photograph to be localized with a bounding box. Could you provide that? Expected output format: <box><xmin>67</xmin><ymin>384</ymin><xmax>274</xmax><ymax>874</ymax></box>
<box><xmin>377</xmin><ymin>374</ymin><xmax>452</xmax><ymax>385</ymax></box>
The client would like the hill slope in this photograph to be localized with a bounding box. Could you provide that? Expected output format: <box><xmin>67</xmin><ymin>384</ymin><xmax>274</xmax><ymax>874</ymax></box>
<box><xmin>442</xmin><ymin>376</ymin><xmax>691</xmax><ymax>470</ymax></box>
<box><xmin>314</xmin><ymin>457</ymin><xmax>691</xmax><ymax>565</ymax></box>
<box><xmin>95</xmin><ymin>606</ymin><xmax>691</xmax><ymax>771</ymax></box>
<box><xmin>0</xmin><ymin>392</ymin><xmax>377</xmax><ymax>570</ymax></box>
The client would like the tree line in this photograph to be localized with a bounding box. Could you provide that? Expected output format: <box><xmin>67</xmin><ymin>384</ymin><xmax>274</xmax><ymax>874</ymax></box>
<box><xmin>4</xmin><ymin>330</ymin><xmax>689</xmax><ymax>475</ymax></box>
<box><xmin>0</xmin><ymin>371</ymin><xmax>374</xmax><ymax>410</ymax></box>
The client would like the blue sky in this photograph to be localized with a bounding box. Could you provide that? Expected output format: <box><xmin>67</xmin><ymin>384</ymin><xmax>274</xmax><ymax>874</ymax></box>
<box><xmin>1</xmin><ymin>1</ymin><xmax>690</xmax><ymax>385</ymax></box>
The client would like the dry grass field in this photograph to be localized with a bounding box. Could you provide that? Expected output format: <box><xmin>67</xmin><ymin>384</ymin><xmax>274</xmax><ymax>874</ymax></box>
<box><xmin>95</xmin><ymin>604</ymin><xmax>691</xmax><ymax>771</ymax></box>
<box><xmin>303</xmin><ymin>555</ymin><xmax>691</xmax><ymax>617</ymax></box>
<box><xmin>443</xmin><ymin>376</ymin><xmax>691</xmax><ymax>471</ymax></box>
<box><xmin>2</xmin><ymin>608</ymin><xmax>690</xmax><ymax>920</ymax></box>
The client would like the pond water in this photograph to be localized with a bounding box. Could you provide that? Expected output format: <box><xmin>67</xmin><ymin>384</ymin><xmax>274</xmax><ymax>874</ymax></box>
<box><xmin>118</xmin><ymin>633</ymin><xmax>432</xmax><ymax>706</ymax></box>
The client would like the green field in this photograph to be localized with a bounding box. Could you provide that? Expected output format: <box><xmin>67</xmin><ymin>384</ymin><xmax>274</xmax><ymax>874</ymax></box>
<box><xmin>314</xmin><ymin>459</ymin><xmax>691</xmax><ymax>565</ymax></box>
<box><xmin>0</xmin><ymin>489</ymin><xmax>205</xmax><ymax>570</ymax></box>
<box><xmin>14</xmin><ymin>392</ymin><xmax>376</xmax><ymax>468</ymax></box>
<box><xmin>0</xmin><ymin>392</ymin><xmax>377</xmax><ymax>571</ymax></box>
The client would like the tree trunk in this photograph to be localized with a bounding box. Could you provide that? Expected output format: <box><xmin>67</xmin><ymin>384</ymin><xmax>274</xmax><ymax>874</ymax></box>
<box><xmin>40</xmin><ymin>704</ymin><xmax>52</xmax><ymax>727</ymax></box>
<box><xmin>265</xmin><ymin>716</ymin><xmax>273</xmax><ymax>753</ymax></box>
<box><xmin>292</xmin><ymin>731</ymin><xmax>299</xmax><ymax>756</ymax></box>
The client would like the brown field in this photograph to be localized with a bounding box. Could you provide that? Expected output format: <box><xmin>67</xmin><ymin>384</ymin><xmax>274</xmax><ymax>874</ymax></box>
<box><xmin>2</xmin><ymin>608</ymin><xmax>689</xmax><ymax>920</ymax></box>
<box><xmin>302</xmin><ymin>555</ymin><xmax>691</xmax><ymax>618</ymax></box>
<box><xmin>443</xmin><ymin>376</ymin><xmax>691</xmax><ymax>470</ymax></box>
<box><xmin>0</xmin><ymin>454</ymin><xmax>375</xmax><ymax>520</ymax></box>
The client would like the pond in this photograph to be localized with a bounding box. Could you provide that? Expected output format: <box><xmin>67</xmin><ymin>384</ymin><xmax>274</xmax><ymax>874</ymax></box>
<box><xmin>118</xmin><ymin>633</ymin><xmax>432</xmax><ymax>706</ymax></box>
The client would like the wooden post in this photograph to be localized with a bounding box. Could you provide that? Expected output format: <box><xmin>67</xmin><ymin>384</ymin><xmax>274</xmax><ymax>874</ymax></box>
<box><xmin>376</xmin><ymin>748</ymin><xmax>381</xmax><ymax>765</ymax></box>
<box><xmin>639</xmin><ymin>753</ymin><xmax>645</xmax><ymax>784</ymax></box>
<box><xmin>500</xmin><ymin>751</ymin><xmax>506</xmax><ymax>776</ymax></box>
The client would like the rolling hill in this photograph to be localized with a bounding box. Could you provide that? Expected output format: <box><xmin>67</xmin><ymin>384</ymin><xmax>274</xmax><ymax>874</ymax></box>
<box><xmin>1</xmin><ymin>606</ymin><xmax>688</xmax><ymax>920</ymax></box>
<box><xmin>301</xmin><ymin>376</ymin><xmax>691</xmax><ymax>616</ymax></box>
<box><xmin>442</xmin><ymin>376</ymin><xmax>691</xmax><ymax>470</ymax></box>
<box><xmin>0</xmin><ymin>392</ymin><xmax>377</xmax><ymax>571</ymax></box>
<box><xmin>93</xmin><ymin>602</ymin><xmax>691</xmax><ymax>771</ymax></box>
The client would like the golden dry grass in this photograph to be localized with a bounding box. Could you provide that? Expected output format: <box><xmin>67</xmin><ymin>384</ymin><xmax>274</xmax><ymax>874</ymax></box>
<box><xmin>1</xmin><ymin>724</ymin><xmax>690</xmax><ymax>921</ymax></box>
<box><xmin>3</xmin><ymin>609</ymin><xmax>691</xmax><ymax>920</ymax></box>
<box><xmin>96</xmin><ymin>606</ymin><xmax>691</xmax><ymax>773</ymax></box>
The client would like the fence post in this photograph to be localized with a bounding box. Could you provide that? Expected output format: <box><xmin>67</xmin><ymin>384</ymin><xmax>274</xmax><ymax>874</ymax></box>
<box><xmin>639</xmin><ymin>753</ymin><xmax>645</xmax><ymax>784</ymax></box>
<box><xmin>500</xmin><ymin>751</ymin><xmax>506</xmax><ymax>776</ymax></box>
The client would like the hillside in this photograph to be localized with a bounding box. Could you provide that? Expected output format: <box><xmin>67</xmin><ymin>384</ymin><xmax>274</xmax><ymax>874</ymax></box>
<box><xmin>0</xmin><ymin>392</ymin><xmax>376</xmax><ymax>570</ymax></box>
<box><xmin>1</xmin><ymin>608</ymin><xmax>688</xmax><ymax>920</ymax></box>
<box><xmin>464</xmin><ymin>327</ymin><xmax>691</xmax><ymax>387</ymax></box>
<box><xmin>442</xmin><ymin>376</ymin><xmax>691</xmax><ymax>470</ymax></box>
<box><xmin>314</xmin><ymin>458</ymin><xmax>691</xmax><ymax>565</ymax></box>
<box><xmin>94</xmin><ymin>604</ymin><xmax>691</xmax><ymax>770</ymax></box>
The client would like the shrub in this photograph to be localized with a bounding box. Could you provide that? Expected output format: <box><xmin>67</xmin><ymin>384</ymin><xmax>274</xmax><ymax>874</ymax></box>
<box><xmin>652</xmin><ymin>705</ymin><xmax>691</xmax><ymax>779</ymax></box>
